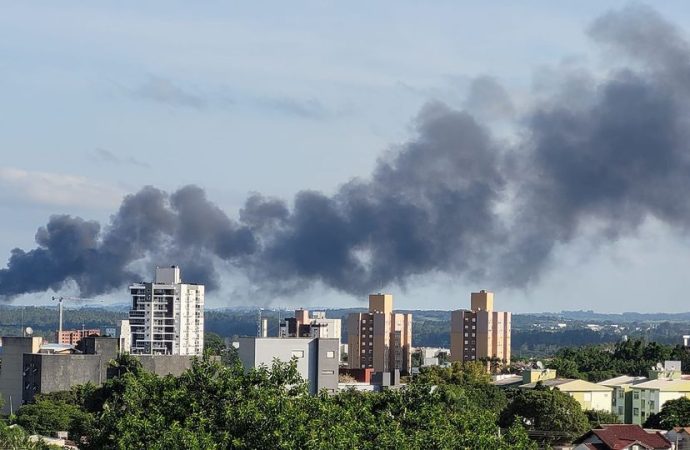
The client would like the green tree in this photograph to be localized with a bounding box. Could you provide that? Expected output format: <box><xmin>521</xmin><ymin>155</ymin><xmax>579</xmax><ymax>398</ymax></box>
<box><xmin>74</xmin><ymin>355</ymin><xmax>536</xmax><ymax>449</ymax></box>
<box><xmin>585</xmin><ymin>409</ymin><xmax>620</xmax><ymax>428</ymax></box>
<box><xmin>0</xmin><ymin>421</ymin><xmax>55</xmax><ymax>450</ymax></box>
<box><xmin>500</xmin><ymin>385</ymin><xmax>589</xmax><ymax>445</ymax></box>
<box><xmin>644</xmin><ymin>397</ymin><xmax>690</xmax><ymax>429</ymax></box>
<box><xmin>203</xmin><ymin>332</ymin><xmax>226</xmax><ymax>356</ymax></box>
<box><xmin>15</xmin><ymin>399</ymin><xmax>94</xmax><ymax>439</ymax></box>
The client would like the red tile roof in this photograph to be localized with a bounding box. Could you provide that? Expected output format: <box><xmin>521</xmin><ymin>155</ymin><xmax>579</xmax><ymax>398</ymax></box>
<box><xmin>587</xmin><ymin>425</ymin><xmax>671</xmax><ymax>449</ymax></box>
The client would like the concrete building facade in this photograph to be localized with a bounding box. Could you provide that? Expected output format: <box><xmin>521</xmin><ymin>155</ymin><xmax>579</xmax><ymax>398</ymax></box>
<box><xmin>0</xmin><ymin>337</ymin><xmax>42</xmax><ymax>414</ymax></box>
<box><xmin>128</xmin><ymin>266</ymin><xmax>204</xmax><ymax>355</ymax></box>
<box><xmin>450</xmin><ymin>290</ymin><xmax>511</xmax><ymax>367</ymax></box>
<box><xmin>347</xmin><ymin>294</ymin><xmax>412</xmax><ymax>374</ymax></box>
<box><xmin>630</xmin><ymin>379</ymin><xmax>690</xmax><ymax>425</ymax></box>
<box><xmin>0</xmin><ymin>336</ymin><xmax>196</xmax><ymax>411</ymax></box>
<box><xmin>237</xmin><ymin>337</ymin><xmax>339</xmax><ymax>394</ymax></box>
<box><xmin>598</xmin><ymin>375</ymin><xmax>648</xmax><ymax>423</ymax></box>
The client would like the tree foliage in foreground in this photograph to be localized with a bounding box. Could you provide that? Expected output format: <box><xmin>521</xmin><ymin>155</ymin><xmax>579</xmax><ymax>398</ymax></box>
<box><xmin>499</xmin><ymin>383</ymin><xmax>589</xmax><ymax>445</ymax></box>
<box><xmin>584</xmin><ymin>409</ymin><xmax>620</xmax><ymax>428</ymax></box>
<box><xmin>644</xmin><ymin>397</ymin><xmax>690</xmax><ymax>429</ymax></box>
<box><xmin>15</xmin><ymin>356</ymin><xmax>536</xmax><ymax>450</ymax></box>
<box><xmin>0</xmin><ymin>421</ymin><xmax>56</xmax><ymax>450</ymax></box>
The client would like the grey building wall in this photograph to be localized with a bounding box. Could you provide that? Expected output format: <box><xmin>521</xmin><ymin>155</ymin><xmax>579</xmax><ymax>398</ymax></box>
<box><xmin>238</xmin><ymin>337</ymin><xmax>339</xmax><ymax>394</ymax></box>
<box><xmin>315</xmin><ymin>339</ymin><xmax>339</xmax><ymax>394</ymax></box>
<box><xmin>137</xmin><ymin>355</ymin><xmax>194</xmax><ymax>377</ymax></box>
<box><xmin>0</xmin><ymin>337</ymin><xmax>42</xmax><ymax>414</ymax></box>
<box><xmin>23</xmin><ymin>354</ymin><xmax>106</xmax><ymax>404</ymax></box>
<box><xmin>9</xmin><ymin>335</ymin><xmax>195</xmax><ymax>406</ymax></box>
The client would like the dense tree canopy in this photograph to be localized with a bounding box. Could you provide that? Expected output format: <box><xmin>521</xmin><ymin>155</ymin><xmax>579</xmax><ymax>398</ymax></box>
<box><xmin>13</xmin><ymin>356</ymin><xmax>536</xmax><ymax>449</ymax></box>
<box><xmin>547</xmin><ymin>339</ymin><xmax>690</xmax><ymax>382</ymax></box>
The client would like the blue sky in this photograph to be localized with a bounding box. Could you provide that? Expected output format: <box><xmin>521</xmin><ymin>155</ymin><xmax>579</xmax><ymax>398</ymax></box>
<box><xmin>3</xmin><ymin>2</ymin><xmax>690</xmax><ymax>312</ymax></box>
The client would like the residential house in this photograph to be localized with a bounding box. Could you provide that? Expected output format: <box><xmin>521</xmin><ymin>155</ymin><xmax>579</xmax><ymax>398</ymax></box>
<box><xmin>574</xmin><ymin>424</ymin><xmax>671</xmax><ymax>450</ymax></box>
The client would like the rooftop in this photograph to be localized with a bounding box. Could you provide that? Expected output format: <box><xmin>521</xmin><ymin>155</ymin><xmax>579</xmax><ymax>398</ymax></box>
<box><xmin>597</xmin><ymin>375</ymin><xmax>648</xmax><ymax>387</ymax></box>
<box><xmin>632</xmin><ymin>378</ymin><xmax>690</xmax><ymax>392</ymax></box>
<box><xmin>577</xmin><ymin>424</ymin><xmax>671</xmax><ymax>450</ymax></box>
<box><xmin>520</xmin><ymin>378</ymin><xmax>612</xmax><ymax>392</ymax></box>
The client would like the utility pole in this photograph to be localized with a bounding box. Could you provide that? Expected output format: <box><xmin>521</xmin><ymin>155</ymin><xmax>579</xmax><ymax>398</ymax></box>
<box><xmin>51</xmin><ymin>296</ymin><xmax>88</xmax><ymax>342</ymax></box>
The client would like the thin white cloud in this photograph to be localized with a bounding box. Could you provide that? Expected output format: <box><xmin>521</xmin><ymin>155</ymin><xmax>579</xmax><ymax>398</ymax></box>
<box><xmin>0</xmin><ymin>167</ymin><xmax>123</xmax><ymax>209</ymax></box>
<box><xmin>133</xmin><ymin>76</ymin><xmax>206</xmax><ymax>108</ymax></box>
<box><xmin>88</xmin><ymin>148</ymin><xmax>150</xmax><ymax>168</ymax></box>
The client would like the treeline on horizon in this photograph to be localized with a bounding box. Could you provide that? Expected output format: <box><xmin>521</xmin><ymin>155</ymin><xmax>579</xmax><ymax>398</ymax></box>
<box><xmin>0</xmin><ymin>306</ymin><xmax>688</xmax><ymax>357</ymax></box>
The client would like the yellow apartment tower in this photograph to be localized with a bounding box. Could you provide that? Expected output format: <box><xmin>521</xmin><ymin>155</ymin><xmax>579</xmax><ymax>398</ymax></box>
<box><xmin>450</xmin><ymin>290</ymin><xmax>511</xmax><ymax>368</ymax></box>
<box><xmin>347</xmin><ymin>294</ymin><xmax>412</xmax><ymax>374</ymax></box>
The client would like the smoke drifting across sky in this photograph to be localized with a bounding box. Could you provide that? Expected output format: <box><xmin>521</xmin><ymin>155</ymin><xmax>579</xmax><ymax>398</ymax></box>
<box><xmin>2</xmin><ymin>5</ymin><xmax>690</xmax><ymax>301</ymax></box>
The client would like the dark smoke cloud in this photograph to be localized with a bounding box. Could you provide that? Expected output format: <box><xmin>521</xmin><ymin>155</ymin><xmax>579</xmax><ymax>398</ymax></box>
<box><xmin>2</xmin><ymin>4</ymin><xmax>690</xmax><ymax>300</ymax></box>
<box><xmin>501</xmin><ymin>4</ymin><xmax>690</xmax><ymax>286</ymax></box>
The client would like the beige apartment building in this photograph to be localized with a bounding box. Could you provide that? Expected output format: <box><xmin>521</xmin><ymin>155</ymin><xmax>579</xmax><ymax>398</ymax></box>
<box><xmin>450</xmin><ymin>290</ymin><xmax>511</xmax><ymax>367</ymax></box>
<box><xmin>347</xmin><ymin>294</ymin><xmax>412</xmax><ymax>374</ymax></box>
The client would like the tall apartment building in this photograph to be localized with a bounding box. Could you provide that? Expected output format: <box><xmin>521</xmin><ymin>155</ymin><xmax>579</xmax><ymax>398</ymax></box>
<box><xmin>347</xmin><ymin>294</ymin><xmax>412</xmax><ymax>374</ymax></box>
<box><xmin>279</xmin><ymin>309</ymin><xmax>342</xmax><ymax>340</ymax></box>
<box><xmin>450</xmin><ymin>290</ymin><xmax>511</xmax><ymax>366</ymax></box>
<box><xmin>128</xmin><ymin>266</ymin><xmax>204</xmax><ymax>355</ymax></box>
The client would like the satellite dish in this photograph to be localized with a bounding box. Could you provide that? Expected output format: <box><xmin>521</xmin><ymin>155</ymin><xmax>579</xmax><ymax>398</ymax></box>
<box><xmin>536</xmin><ymin>361</ymin><xmax>544</xmax><ymax>370</ymax></box>
<box><xmin>25</xmin><ymin>327</ymin><xmax>33</xmax><ymax>336</ymax></box>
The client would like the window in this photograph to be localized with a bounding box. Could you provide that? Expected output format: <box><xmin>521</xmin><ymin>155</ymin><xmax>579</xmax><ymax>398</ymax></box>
<box><xmin>326</xmin><ymin>351</ymin><xmax>335</xmax><ymax>358</ymax></box>
<box><xmin>633</xmin><ymin>391</ymin><xmax>639</xmax><ymax>399</ymax></box>
<box><xmin>291</xmin><ymin>350</ymin><xmax>305</xmax><ymax>358</ymax></box>
<box><xmin>633</xmin><ymin>408</ymin><xmax>639</xmax><ymax>416</ymax></box>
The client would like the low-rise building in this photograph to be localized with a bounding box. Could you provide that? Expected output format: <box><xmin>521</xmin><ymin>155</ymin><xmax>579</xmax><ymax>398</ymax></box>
<box><xmin>664</xmin><ymin>427</ymin><xmax>690</xmax><ymax>448</ymax></box>
<box><xmin>630</xmin><ymin>378</ymin><xmax>690</xmax><ymax>425</ymax></box>
<box><xmin>237</xmin><ymin>337</ymin><xmax>339</xmax><ymax>395</ymax></box>
<box><xmin>520</xmin><ymin>378</ymin><xmax>613</xmax><ymax>411</ymax></box>
<box><xmin>598</xmin><ymin>375</ymin><xmax>648</xmax><ymax>423</ymax></box>
<box><xmin>57</xmin><ymin>329</ymin><xmax>101</xmax><ymax>345</ymax></box>
<box><xmin>0</xmin><ymin>335</ymin><xmax>195</xmax><ymax>412</ymax></box>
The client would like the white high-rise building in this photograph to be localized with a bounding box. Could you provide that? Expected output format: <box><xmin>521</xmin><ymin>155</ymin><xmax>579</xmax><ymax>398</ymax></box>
<box><xmin>128</xmin><ymin>266</ymin><xmax>204</xmax><ymax>355</ymax></box>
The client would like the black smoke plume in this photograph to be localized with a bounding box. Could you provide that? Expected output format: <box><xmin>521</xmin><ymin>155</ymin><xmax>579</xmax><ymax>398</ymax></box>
<box><xmin>2</xmin><ymin>5</ymin><xmax>690</xmax><ymax>299</ymax></box>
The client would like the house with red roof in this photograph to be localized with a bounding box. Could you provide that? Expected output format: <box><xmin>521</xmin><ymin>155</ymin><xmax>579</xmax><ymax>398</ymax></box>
<box><xmin>573</xmin><ymin>424</ymin><xmax>671</xmax><ymax>449</ymax></box>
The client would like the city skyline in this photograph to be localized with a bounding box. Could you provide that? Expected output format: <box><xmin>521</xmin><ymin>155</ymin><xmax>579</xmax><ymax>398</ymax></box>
<box><xmin>4</xmin><ymin>2</ymin><xmax>690</xmax><ymax>312</ymax></box>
